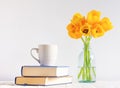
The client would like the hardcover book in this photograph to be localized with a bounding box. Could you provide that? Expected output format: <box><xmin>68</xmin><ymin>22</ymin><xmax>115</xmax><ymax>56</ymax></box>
<box><xmin>21</xmin><ymin>66</ymin><xmax>69</xmax><ymax>77</ymax></box>
<box><xmin>15</xmin><ymin>76</ymin><xmax>72</xmax><ymax>86</ymax></box>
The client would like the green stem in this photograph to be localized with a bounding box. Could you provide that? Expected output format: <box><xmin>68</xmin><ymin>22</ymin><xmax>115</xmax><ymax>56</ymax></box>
<box><xmin>82</xmin><ymin>37</ymin><xmax>90</xmax><ymax>81</ymax></box>
<box><xmin>81</xmin><ymin>37</ymin><xmax>85</xmax><ymax>44</ymax></box>
<box><xmin>78</xmin><ymin>36</ymin><xmax>96</xmax><ymax>82</ymax></box>
<box><xmin>77</xmin><ymin>67</ymin><xmax>83</xmax><ymax>79</ymax></box>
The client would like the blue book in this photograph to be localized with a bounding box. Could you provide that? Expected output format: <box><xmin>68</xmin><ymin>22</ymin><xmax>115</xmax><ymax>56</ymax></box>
<box><xmin>21</xmin><ymin>66</ymin><xmax>70</xmax><ymax>77</ymax></box>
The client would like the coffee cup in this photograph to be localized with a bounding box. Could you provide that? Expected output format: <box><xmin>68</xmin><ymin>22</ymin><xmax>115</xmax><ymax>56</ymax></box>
<box><xmin>30</xmin><ymin>44</ymin><xmax>58</xmax><ymax>66</ymax></box>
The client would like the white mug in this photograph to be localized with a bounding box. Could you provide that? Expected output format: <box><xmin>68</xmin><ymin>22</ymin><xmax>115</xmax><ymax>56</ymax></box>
<box><xmin>30</xmin><ymin>44</ymin><xmax>58</xmax><ymax>66</ymax></box>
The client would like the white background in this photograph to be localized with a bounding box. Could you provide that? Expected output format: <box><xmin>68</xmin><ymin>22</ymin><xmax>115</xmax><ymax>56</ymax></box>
<box><xmin>0</xmin><ymin>0</ymin><xmax>119</xmax><ymax>81</ymax></box>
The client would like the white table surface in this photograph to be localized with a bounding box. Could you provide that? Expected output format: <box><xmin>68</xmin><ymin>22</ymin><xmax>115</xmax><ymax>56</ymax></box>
<box><xmin>0</xmin><ymin>81</ymin><xmax>120</xmax><ymax>88</ymax></box>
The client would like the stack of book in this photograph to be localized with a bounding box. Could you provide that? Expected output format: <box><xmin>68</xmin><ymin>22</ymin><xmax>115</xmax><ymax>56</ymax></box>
<box><xmin>15</xmin><ymin>66</ymin><xmax>72</xmax><ymax>86</ymax></box>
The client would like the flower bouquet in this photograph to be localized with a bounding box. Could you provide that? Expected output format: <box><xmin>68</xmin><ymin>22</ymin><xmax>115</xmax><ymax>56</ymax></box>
<box><xmin>66</xmin><ymin>10</ymin><xmax>113</xmax><ymax>82</ymax></box>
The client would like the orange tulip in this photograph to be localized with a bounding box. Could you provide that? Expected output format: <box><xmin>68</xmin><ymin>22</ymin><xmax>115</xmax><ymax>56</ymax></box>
<box><xmin>80</xmin><ymin>23</ymin><xmax>91</xmax><ymax>36</ymax></box>
<box><xmin>100</xmin><ymin>17</ymin><xmax>113</xmax><ymax>32</ymax></box>
<box><xmin>87</xmin><ymin>10</ymin><xmax>101</xmax><ymax>24</ymax></box>
<box><xmin>92</xmin><ymin>24</ymin><xmax>105</xmax><ymax>38</ymax></box>
<box><xmin>71</xmin><ymin>13</ymin><xmax>83</xmax><ymax>25</ymax></box>
<box><xmin>66</xmin><ymin>23</ymin><xmax>82</xmax><ymax>39</ymax></box>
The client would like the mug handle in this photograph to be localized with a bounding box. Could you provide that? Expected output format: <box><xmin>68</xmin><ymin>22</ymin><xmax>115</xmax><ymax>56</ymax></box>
<box><xmin>30</xmin><ymin>48</ymin><xmax>40</xmax><ymax>64</ymax></box>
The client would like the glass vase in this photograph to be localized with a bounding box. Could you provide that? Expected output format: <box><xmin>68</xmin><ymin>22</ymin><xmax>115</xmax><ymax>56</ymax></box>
<box><xmin>77</xmin><ymin>44</ymin><xmax>96</xmax><ymax>83</ymax></box>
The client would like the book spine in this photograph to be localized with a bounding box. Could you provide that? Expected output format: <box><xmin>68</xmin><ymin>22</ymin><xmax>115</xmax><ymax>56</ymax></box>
<box><xmin>14</xmin><ymin>77</ymin><xmax>17</xmax><ymax>84</ymax></box>
<box><xmin>21</xmin><ymin>66</ymin><xmax>24</xmax><ymax>76</ymax></box>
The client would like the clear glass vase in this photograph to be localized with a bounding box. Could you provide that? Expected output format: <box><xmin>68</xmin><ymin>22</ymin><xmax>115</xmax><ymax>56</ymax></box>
<box><xmin>77</xmin><ymin>45</ymin><xmax>96</xmax><ymax>83</ymax></box>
